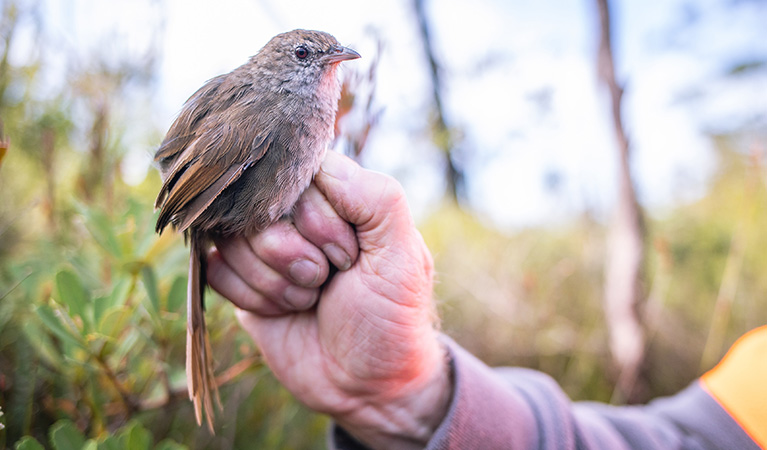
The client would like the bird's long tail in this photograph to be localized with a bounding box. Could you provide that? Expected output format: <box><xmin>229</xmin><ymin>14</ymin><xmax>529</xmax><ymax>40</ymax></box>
<box><xmin>187</xmin><ymin>230</ymin><xmax>221</xmax><ymax>433</ymax></box>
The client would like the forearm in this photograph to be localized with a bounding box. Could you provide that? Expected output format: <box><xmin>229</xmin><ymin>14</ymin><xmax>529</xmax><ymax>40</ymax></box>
<box><xmin>331</xmin><ymin>336</ymin><xmax>758</xmax><ymax>450</ymax></box>
<box><xmin>330</xmin><ymin>336</ymin><xmax>539</xmax><ymax>449</ymax></box>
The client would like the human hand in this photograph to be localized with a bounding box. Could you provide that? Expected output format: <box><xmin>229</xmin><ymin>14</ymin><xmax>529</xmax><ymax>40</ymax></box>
<box><xmin>207</xmin><ymin>151</ymin><xmax>451</xmax><ymax>449</ymax></box>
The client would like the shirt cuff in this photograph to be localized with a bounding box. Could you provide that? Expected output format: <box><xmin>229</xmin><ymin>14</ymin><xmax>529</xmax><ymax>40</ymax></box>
<box><xmin>328</xmin><ymin>335</ymin><xmax>540</xmax><ymax>449</ymax></box>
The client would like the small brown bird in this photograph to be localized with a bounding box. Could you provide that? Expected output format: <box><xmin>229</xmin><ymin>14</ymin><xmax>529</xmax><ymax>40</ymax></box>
<box><xmin>153</xmin><ymin>29</ymin><xmax>360</xmax><ymax>431</ymax></box>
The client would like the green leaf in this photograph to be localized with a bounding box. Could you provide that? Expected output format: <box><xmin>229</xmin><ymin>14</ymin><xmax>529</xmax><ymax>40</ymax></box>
<box><xmin>141</xmin><ymin>265</ymin><xmax>160</xmax><ymax>318</ymax></box>
<box><xmin>116</xmin><ymin>421</ymin><xmax>152</xmax><ymax>450</ymax></box>
<box><xmin>21</xmin><ymin>320</ymin><xmax>62</xmax><ymax>366</ymax></box>
<box><xmin>56</xmin><ymin>270</ymin><xmax>91</xmax><ymax>330</ymax></box>
<box><xmin>14</xmin><ymin>436</ymin><xmax>45</xmax><ymax>450</ymax></box>
<box><xmin>77</xmin><ymin>203</ymin><xmax>122</xmax><ymax>259</ymax></box>
<box><xmin>166</xmin><ymin>276</ymin><xmax>186</xmax><ymax>313</ymax></box>
<box><xmin>49</xmin><ymin>420</ymin><xmax>86</xmax><ymax>450</ymax></box>
<box><xmin>94</xmin><ymin>273</ymin><xmax>131</xmax><ymax>324</ymax></box>
<box><xmin>155</xmin><ymin>439</ymin><xmax>189</xmax><ymax>450</ymax></box>
<box><xmin>96</xmin><ymin>435</ymin><xmax>121</xmax><ymax>450</ymax></box>
<box><xmin>109</xmin><ymin>276</ymin><xmax>132</xmax><ymax>309</ymax></box>
<box><xmin>97</xmin><ymin>306</ymin><xmax>131</xmax><ymax>339</ymax></box>
<box><xmin>93</xmin><ymin>295</ymin><xmax>110</xmax><ymax>325</ymax></box>
<box><xmin>113</xmin><ymin>327</ymin><xmax>142</xmax><ymax>363</ymax></box>
<box><xmin>36</xmin><ymin>305</ymin><xmax>87</xmax><ymax>350</ymax></box>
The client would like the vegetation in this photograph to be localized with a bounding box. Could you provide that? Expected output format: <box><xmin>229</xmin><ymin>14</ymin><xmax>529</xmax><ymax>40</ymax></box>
<box><xmin>1</xmin><ymin>1</ymin><xmax>765</xmax><ymax>449</ymax></box>
<box><xmin>424</xmin><ymin>140</ymin><xmax>767</xmax><ymax>404</ymax></box>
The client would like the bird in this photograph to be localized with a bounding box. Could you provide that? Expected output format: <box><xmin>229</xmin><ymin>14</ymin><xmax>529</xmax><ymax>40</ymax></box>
<box><xmin>153</xmin><ymin>29</ymin><xmax>360</xmax><ymax>432</ymax></box>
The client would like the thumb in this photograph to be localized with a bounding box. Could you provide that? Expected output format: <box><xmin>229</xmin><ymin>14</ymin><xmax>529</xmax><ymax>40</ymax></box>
<box><xmin>314</xmin><ymin>151</ymin><xmax>414</xmax><ymax>241</ymax></box>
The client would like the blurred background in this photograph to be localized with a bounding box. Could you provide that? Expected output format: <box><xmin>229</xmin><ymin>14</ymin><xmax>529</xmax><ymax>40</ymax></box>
<box><xmin>1</xmin><ymin>0</ymin><xmax>765</xmax><ymax>448</ymax></box>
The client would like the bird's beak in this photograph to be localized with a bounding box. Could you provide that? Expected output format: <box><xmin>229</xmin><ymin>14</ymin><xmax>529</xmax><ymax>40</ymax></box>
<box><xmin>324</xmin><ymin>45</ymin><xmax>361</xmax><ymax>64</ymax></box>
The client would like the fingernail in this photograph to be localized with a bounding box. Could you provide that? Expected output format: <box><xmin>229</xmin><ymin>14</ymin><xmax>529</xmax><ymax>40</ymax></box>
<box><xmin>283</xmin><ymin>286</ymin><xmax>318</xmax><ymax>310</ymax></box>
<box><xmin>288</xmin><ymin>259</ymin><xmax>321</xmax><ymax>286</ymax></box>
<box><xmin>320</xmin><ymin>151</ymin><xmax>356</xmax><ymax>181</ymax></box>
<box><xmin>323</xmin><ymin>243</ymin><xmax>352</xmax><ymax>271</ymax></box>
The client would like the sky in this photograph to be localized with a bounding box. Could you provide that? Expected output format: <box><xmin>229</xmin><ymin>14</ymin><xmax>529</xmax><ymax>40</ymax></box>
<box><xmin>23</xmin><ymin>0</ymin><xmax>767</xmax><ymax>228</ymax></box>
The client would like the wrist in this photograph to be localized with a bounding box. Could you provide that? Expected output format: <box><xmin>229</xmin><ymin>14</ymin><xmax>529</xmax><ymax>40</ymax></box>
<box><xmin>335</xmin><ymin>338</ymin><xmax>453</xmax><ymax>449</ymax></box>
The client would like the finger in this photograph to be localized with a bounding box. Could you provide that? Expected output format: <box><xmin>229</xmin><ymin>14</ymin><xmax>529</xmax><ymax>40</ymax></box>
<box><xmin>248</xmin><ymin>219</ymin><xmax>330</xmax><ymax>287</ymax></box>
<box><xmin>233</xmin><ymin>308</ymin><xmax>273</xmax><ymax>357</ymax></box>
<box><xmin>314</xmin><ymin>151</ymin><xmax>434</xmax><ymax>309</ymax></box>
<box><xmin>293</xmin><ymin>183</ymin><xmax>358</xmax><ymax>271</ymax></box>
<box><xmin>207</xmin><ymin>248</ymin><xmax>285</xmax><ymax>316</ymax></box>
<box><xmin>235</xmin><ymin>307</ymin><xmax>260</xmax><ymax>342</ymax></box>
<box><xmin>315</xmin><ymin>151</ymin><xmax>413</xmax><ymax>239</ymax></box>
<box><xmin>209</xmin><ymin>237</ymin><xmax>319</xmax><ymax>314</ymax></box>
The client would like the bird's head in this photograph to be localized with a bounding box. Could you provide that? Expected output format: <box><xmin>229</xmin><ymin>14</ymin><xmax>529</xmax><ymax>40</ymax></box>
<box><xmin>251</xmin><ymin>29</ymin><xmax>360</xmax><ymax>96</ymax></box>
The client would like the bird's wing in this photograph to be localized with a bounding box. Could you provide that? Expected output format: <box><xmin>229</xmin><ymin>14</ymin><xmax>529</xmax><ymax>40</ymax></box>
<box><xmin>154</xmin><ymin>75</ymin><xmax>227</xmax><ymax>166</ymax></box>
<box><xmin>154</xmin><ymin>74</ymin><xmax>274</xmax><ymax>234</ymax></box>
<box><xmin>155</xmin><ymin>122</ymin><xmax>272</xmax><ymax>233</ymax></box>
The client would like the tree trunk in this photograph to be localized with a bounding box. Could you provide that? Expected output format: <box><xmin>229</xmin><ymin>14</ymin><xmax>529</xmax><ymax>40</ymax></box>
<box><xmin>595</xmin><ymin>0</ymin><xmax>646</xmax><ymax>403</ymax></box>
<box><xmin>412</xmin><ymin>0</ymin><xmax>463</xmax><ymax>203</ymax></box>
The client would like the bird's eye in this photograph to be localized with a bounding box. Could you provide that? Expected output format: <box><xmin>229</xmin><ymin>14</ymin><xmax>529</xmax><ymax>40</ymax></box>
<box><xmin>295</xmin><ymin>46</ymin><xmax>309</xmax><ymax>59</ymax></box>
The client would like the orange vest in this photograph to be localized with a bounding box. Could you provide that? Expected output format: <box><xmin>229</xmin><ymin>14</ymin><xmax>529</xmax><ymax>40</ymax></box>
<box><xmin>701</xmin><ymin>325</ymin><xmax>767</xmax><ymax>448</ymax></box>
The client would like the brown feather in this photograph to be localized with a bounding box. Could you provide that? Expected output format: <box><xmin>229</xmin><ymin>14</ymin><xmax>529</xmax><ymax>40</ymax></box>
<box><xmin>155</xmin><ymin>75</ymin><xmax>228</xmax><ymax>163</ymax></box>
<box><xmin>187</xmin><ymin>231</ymin><xmax>220</xmax><ymax>432</ymax></box>
<box><xmin>174</xmin><ymin>159</ymin><xmax>255</xmax><ymax>233</ymax></box>
<box><xmin>156</xmin><ymin>109</ymin><xmax>274</xmax><ymax>233</ymax></box>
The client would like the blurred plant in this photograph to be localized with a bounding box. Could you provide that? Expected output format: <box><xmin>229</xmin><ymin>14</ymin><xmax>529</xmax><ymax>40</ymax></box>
<box><xmin>333</xmin><ymin>34</ymin><xmax>384</xmax><ymax>161</ymax></box>
<box><xmin>0</xmin><ymin>120</ymin><xmax>8</xmax><ymax>169</ymax></box>
<box><xmin>14</xmin><ymin>419</ymin><xmax>186</xmax><ymax>450</ymax></box>
<box><xmin>1</xmin><ymin>1</ymin><xmax>764</xmax><ymax>448</ymax></box>
<box><xmin>0</xmin><ymin>2</ymin><xmax>329</xmax><ymax>449</ymax></box>
<box><xmin>423</xmin><ymin>136</ymin><xmax>767</xmax><ymax>405</ymax></box>
<box><xmin>412</xmin><ymin>0</ymin><xmax>466</xmax><ymax>203</ymax></box>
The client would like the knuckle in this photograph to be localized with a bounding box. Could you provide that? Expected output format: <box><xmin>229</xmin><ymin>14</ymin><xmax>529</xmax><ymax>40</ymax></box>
<box><xmin>253</xmin><ymin>222</ymin><xmax>300</xmax><ymax>266</ymax></box>
<box><xmin>256</xmin><ymin>229</ymin><xmax>285</xmax><ymax>260</ymax></box>
<box><xmin>377</xmin><ymin>174</ymin><xmax>406</xmax><ymax>206</ymax></box>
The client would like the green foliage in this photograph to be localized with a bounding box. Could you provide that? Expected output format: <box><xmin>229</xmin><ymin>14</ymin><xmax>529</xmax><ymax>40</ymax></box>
<box><xmin>422</xmin><ymin>204</ymin><xmax>616</xmax><ymax>401</ymax></box>
<box><xmin>15</xmin><ymin>419</ymin><xmax>187</xmax><ymax>450</ymax></box>
<box><xmin>0</xmin><ymin>154</ymin><xmax>328</xmax><ymax>447</ymax></box>
<box><xmin>15</xmin><ymin>436</ymin><xmax>45</xmax><ymax>450</ymax></box>
<box><xmin>0</xmin><ymin>4</ymin><xmax>327</xmax><ymax>448</ymax></box>
<box><xmin>422</xmin><ymin>136</ymin><xmax>767</xmax><ymax>403</ymax></box>
<box><xmin>1</xmin><ymin>2</ymin><xmax>764</xmax><ymax>447</ymax></box>
<box><xmin>49</xmin><ymin>420</ymin><xmax>87</xmax><ymax>450</ymax></box>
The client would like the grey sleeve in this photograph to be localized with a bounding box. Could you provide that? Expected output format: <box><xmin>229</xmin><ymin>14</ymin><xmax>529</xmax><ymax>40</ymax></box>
<box><xmin>329</xmin><ymin>336</ymin><xmax>758</xmax><ymax>450</ymax></box>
